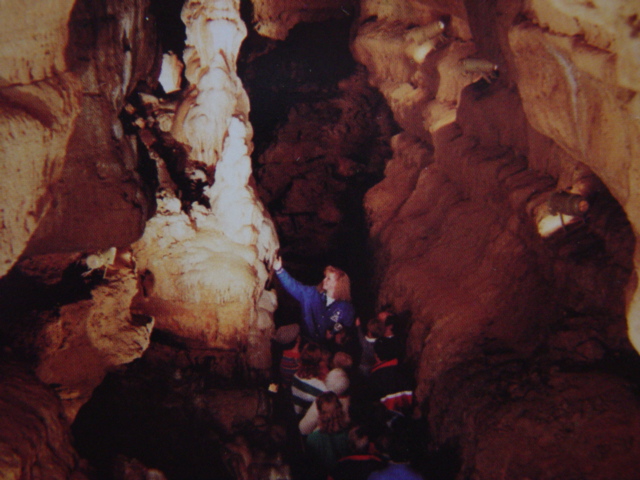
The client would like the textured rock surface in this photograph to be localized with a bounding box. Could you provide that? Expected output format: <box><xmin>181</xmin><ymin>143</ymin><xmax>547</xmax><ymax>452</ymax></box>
<box><xmin>355</xmin><ymin>0</ymin><xmax>640</xmax><ymax>478</ymax></box>
<box><xmin>0</xmin><ymin>0</ymin><xmax>81</xmax><ymax>277</ymax></box>
<box><xmin>506</xmin><ymin>1</ymin><xmax>640</xmax><ymax>351</ymax></box>
<box><xmin>250</xmin><ymin>0</ymin><xmax>356</xmax><ymax>40</ymax></box>
<box><xmin>254</xmin><ymin>68</ymin><xmax>396</xmax><ymax>263</ymax></box>
<box><xmin>23</xmin><ymin>0</ymin><xmax>159</xmax><ymax>256</ymax></box>
<box><xmin>431</xmin><ymin>366</ymin><xmax>640</xmax><ymax>480</ymax></box>
<box><xmin>71</xmin><ymin>346</ymin><xmax>274</xmax><ymax>480</ymax></box>
<box><xmin>33</xmin><ymin>255</ymin><xmax>153</xmax><ymax>422</ymax></box>
<box><xmin>0</xmin><ymin>363</ymin><xmax>79</xmax><ymax>480</ymax></box>
<box><xmin>0</xmin><ymin>250</ymin><xmax>153</xmax><ymax>423</ymax></box>
<box><xmin>1</xmin><ymin>0</ymin><xmax>640</xmax><ymax>478</ymax></box>
<box><xmin>1</xmin><ymin>0</ymin><xmax>279</xmax><ymax>474</ymax></box>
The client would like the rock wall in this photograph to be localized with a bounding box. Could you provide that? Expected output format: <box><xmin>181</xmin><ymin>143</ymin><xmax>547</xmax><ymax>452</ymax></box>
<box><xmin>1</xmin><ymin>0</ymin><xmax>159</xmax><ymax>397</ymax></box>
<box><xmin>0</xmin><ymin>0</ymin><xmax>82</xmax><ymax>277</ymax></box>
<box><xmin>0</xmin><ymin>363</ymin><xmax>80</xmax><ymax>480</ymax></box>
<box><xmin>1</xmin><ymin>0</ymin><xmax>640</xmax><ymax>478</ymax></box>
<box><xmin>32</xmin><ymin>253</ymin><xmax>153</xmax><ymax>422</ymax></box>
<box><xmin>1</xmin><ymin>0</ymin><xmax>280</xmax><ymax>382</ymax></box>
<box><xmin>507</xmin><ymin>1</ymin><xmax>640</xmax><ymax>351</ymax></box>
<box><xmin>1</xmin><ymin>0</ymin><xmax>279</xmax><ymax>475</ymax></box>
<box><xmin>251</xmin><ymin>0</ymin><xmax>357</xmax><ymax>40</ymax></box>
<box><xmin>353</xmin><ymin>0</ymin><xmax>640</xmax><ymax>478</ymax></box>
<box><xmin>22</xmin><ymin>0</ymin><xmax>159</xmax><ymax>256</ymax></box>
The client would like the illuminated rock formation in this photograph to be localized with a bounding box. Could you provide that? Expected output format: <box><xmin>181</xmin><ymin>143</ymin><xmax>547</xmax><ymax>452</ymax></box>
<box><xmin>0</xmin><ymin>0</ymin><xmax>81</xmax><ymax>277</ymax></box>
<box><xmin>131</xmin><ymin>0</ymin><xmax>279</xmax><ymax>375</ymax></box>
<box><xmin>0</xmin><ymin>0</ymin><xmax>279</xmax><ymax>475</ymax></box>
<box><xmin>507</xmin><ymin>1</ymin><xmax>640</xmax><ymax>351</ymax></box>
<box><xmin>31</xmin><ymin>251</ymin><xmax>153</xmax><ymax>422</ymax></box>
<box><xmin>0</xmin><ymin>0</ymin><xmax>161</xmax><ymax>432</ymax></box>
<box><xmin>21</xmin><ymin>0</ymin><xmax>158</xmax><ymax>257</ymax></box>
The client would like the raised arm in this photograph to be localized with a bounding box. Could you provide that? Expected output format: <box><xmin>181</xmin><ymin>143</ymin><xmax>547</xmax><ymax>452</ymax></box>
<box><xmin>274</xmin><ymin>258</ymin><xmax>317</xmax><ymax>304</ymax></box>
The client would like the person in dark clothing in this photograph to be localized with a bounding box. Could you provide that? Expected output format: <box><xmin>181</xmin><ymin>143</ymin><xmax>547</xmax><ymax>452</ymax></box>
<box><xmin>356</xmin><ymin>315</ymin><xmax>386</xmax><ymax>377</ymax></box>
<box><xmin>329</xmin><ymin>425</ymin><xmax>385</xmax><ymax>480</ymax></box>
<box><xmin>273</xmin><ymin>256</ymin><xmax>355</xmax><ymax>344</ymax></box>
<box><xmin>367</xmin><ymin>419</ymin><xmax>426</xmax><ymax>480</ymax></box>
<box><xmin>380</xmin><ymin>310</ymin><xmax>407</xmax><ymax>362</ymax></box>
<box><xmin>328</xmin><ymin>323</ymin><xmax>361</xmax><ymax>364</ymax></box>
<box><xmin>369</xmin><ymin>337</ymin><xmax>414</xmax><ymax>418</ymax></box>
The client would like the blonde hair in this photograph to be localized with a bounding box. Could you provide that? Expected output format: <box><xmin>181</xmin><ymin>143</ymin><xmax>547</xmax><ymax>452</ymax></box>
<box><xmin>316</xmin><ymin>392</ymin><xmax>348</xmax><ymax>434</ymax></box>
<box><xmin>318</xmin><ymin>266</ymin><xmax>351</xmax><ymax>301</ymax></box>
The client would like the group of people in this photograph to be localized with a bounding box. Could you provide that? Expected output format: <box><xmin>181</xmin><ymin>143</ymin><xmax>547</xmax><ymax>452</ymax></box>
<box><xmin>270</xmin><ymin>256</ymin><xmax>424</xmax><ymax>480</ymax></box>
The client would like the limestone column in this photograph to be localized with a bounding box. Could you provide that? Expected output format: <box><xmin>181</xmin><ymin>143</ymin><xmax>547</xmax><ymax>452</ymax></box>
<box><xmin>132</xmin><ymin>0</ymin><xmax>279</xmax><ymax>377</ymax></box>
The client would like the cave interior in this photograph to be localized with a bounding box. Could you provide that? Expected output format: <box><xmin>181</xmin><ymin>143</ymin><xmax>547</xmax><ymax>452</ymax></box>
<box><xmin>1</xmin><ymin>0</ymin><xmax>640</xmax><ymax>479</ymax></box>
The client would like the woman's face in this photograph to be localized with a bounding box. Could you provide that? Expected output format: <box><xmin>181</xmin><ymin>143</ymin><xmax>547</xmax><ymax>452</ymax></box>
<box><xmin>322</xmin><ymin>272</ymin><xmax>338</xmax><ymax>297</ymax></box>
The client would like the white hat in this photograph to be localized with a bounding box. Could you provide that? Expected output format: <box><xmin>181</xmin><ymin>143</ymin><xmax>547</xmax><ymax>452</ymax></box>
<box><xmin>272</xmin><ymin>323</ymin><xmax>300</xmax><ymax>344</ymax></box>
<box><xmin>325</xmin><ymin>368</ymin><xmax>349</xmax><ymax>396</ymax></box>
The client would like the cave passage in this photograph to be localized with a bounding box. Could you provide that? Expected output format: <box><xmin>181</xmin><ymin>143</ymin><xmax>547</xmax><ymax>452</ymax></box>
<box><xmin>70</xmin><ymin>10</ymin><xmax>413</xmax><ymax>480</ymax></box>
<box><xmin>240</xmin><ymin>15</ymin><xmax>399</xmax><ymax>322</ymax></box>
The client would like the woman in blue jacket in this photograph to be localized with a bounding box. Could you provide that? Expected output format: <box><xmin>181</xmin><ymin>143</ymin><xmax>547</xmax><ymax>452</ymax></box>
<box><xmin>273</xmin><ymin>256</ymin><xmax>355</xmax><ymax>343</ymax></box>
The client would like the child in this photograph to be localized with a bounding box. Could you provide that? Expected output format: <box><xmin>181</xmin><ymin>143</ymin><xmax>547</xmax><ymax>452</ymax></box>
<box><xmin>273</xmin><ymin>323</ymin><xmax>302</xmax><ymax>391</ymax></box>
<box><xmin>292</xmin><ymin>342</ymin><xmax>328</xmax><ymax>415</ymax></box>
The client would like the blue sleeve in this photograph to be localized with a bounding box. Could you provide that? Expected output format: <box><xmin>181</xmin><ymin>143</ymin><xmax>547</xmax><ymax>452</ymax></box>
<box><xmin>276</xmin><ymin>268</ymin><xmax>324</xmax><ymax>339</ymax></box>
<box><xmin>275</xmin><ymin>268</ymin><xmax>317</xmax><ymax>304</ymax></box>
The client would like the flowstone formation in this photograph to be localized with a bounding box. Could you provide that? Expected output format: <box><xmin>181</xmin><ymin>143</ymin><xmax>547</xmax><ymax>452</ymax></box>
<box><xmin>131</xmin><ymin>0</ymin><xmax>279</xmax><ymax>376</ymax></box>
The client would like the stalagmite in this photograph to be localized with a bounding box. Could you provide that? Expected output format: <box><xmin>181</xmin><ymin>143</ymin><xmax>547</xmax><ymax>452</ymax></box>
<box><xmin>132</xmin><ymin>0</ymin><xmax>279</xmax><ymax>375</ymax></box>
<box><xmin>159</xmin><ymin>51</ymin><xmax>184</xmax><ymax>94</ymax></box>
<box><xmin>459</xmin><ymin>57</ymin><xmax>499</xmax><ymax>83</ymax></box>
<box><xmin>404</xmin><ymin>19</ymin><xmax>446</xmax><ymax>63</ymax></box>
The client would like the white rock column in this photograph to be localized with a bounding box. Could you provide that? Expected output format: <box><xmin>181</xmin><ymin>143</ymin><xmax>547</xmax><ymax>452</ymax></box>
<box><xmin>133</xmin><ymin>0</ymin><xmax>279</xmax><ymax>377</ymax></box>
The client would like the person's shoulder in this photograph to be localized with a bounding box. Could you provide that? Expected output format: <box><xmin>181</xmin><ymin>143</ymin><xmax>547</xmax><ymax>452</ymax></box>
<box><xmin>334</xmin><ymin>300</ymin><xmax>355</xmax><ymax>312</ymax></box>
<box><xmin>335</xmin><ymin>298</ymin><xmax>353</xmax><ymax>305</ymax></box>
<box><xmin>386</xmin><ymin>463</ymin><xmax>424</xmax><ymax>479</ymax></box>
